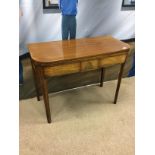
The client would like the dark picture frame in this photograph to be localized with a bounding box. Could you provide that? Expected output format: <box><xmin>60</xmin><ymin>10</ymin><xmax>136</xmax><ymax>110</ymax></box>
<box><xmin>43</xmin><ymin>0</ymin><xmax>59</xmax><ymax>9</ymax></box>
<box><xmin>122</xmin><ymin>0</ymin><xmax>135</xmax><ymax>7</ymax></box>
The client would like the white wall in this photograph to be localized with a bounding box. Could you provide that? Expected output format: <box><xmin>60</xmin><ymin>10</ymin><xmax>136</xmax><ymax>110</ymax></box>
<box><xmin>19</xmin><ymin>0</ymin><xmax>135</xmax><ymax>55</ymax></box>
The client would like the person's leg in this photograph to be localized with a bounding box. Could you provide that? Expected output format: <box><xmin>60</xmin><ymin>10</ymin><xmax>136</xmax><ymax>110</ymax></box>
<box><xmin>62</xmin><ymin>15</ymin><xmax>69</xmax><ymax>40</ymax></box>
<box><xmin>128</xmin><ymin>53</ymin><xmax>135</xmax><ymax>77</ymax></box>
<box><xmin>69</xmin><ymin>16</ymin><xmax>76</xmax><ymax>39</ymax></box>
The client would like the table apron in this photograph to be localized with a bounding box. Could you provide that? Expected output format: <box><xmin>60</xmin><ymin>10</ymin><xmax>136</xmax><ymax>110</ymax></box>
<box><xmin>43</xmin><ymin>54</ymin><xmax>127</xmax><ymax>77</ymax></box>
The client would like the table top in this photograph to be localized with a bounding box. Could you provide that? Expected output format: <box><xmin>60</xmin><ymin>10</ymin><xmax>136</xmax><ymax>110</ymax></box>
<box><xmin>28</xmin><ymin>36</ymin><xmax>130</xmax><ymax>63</ymax></box>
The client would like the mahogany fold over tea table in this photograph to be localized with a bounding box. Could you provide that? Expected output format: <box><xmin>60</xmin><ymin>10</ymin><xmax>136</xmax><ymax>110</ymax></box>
<box><xmin>28</xmin><ymin>36</ymin><xmax>130</xmax><ymax>123</ymax></box>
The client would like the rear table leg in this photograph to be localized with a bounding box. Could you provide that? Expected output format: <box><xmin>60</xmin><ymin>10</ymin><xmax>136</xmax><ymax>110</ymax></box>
<box><xmin>100</xmin><ymin>68</ymin><xmax>105</xmax><ymax>87</ymax></box>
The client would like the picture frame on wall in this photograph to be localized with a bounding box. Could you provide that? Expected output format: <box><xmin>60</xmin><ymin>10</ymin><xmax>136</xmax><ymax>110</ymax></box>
<box><xmin>122</xmin><ymin>0</ymin><xmax>135</xmax><ymax>7</ymax></box>
<box><xmin>43</xmin><ymin>0</ymin><xmax>59</xmax><ymax>9</ymax></box>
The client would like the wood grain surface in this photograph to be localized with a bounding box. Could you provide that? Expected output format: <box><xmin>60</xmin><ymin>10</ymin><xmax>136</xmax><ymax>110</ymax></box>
<box><xmin>28</xmin><ymin>36</ymin><xmax>130</xmax><ymax>63</ymax></box>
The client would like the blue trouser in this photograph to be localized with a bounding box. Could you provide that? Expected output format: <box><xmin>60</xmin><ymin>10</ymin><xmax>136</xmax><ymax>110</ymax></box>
<box><xmin>62</xmin><ymin>15</ymin><xmax>76</xmax><ymax>40</ymax></box>
<box><xmin>128</xmin><ymin>54</ymin><xmax>135</xmax><ymax>77</ymax></box>
<box><xmin>19</xmin><ymin>58</ymin><xmax>23</xmax><ymax>83</ymax></box>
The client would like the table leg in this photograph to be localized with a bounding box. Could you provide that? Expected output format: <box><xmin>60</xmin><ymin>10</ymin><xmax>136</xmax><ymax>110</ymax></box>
<box><xmin>40</xmin><ymin>68</ymin><xmax>52</xmax><ymax>123</ymax></box>
<box><xmin>114</xmin><ymin>63</ymin><xmax>125</xmax><ymax>104</ymax></box>
<box><xmin>31</xmin><ymin>60</ymin><xmax>41</xmax><ymax>101</ymax></box>
<box><xmin>100</xmin><ymin>68</ymin><xmax>105</xmax><ymax>87</ymax></box>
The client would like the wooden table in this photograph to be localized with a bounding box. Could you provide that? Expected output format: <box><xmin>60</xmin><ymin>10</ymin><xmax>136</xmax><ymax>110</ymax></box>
<box><xmin>28</xmin><ymin>36</ymin><xmax>130</xmax><ymax>123</ymax></box>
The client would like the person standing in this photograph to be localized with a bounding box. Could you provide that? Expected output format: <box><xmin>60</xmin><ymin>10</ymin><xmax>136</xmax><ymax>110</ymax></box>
<box><xmin>59</xmin><ymin>0</ymin><xmax>78</xmax><ymax>40</ymax></box>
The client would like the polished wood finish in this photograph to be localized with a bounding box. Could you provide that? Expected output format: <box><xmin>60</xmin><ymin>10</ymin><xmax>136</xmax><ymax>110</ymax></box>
<box><xmin>114</xmin><ymin>63</ymin><xmax>125</xmax><ymax>104</ymax></box>
<box><xmin>28</xmin><ymin>36</ymin><xmax>130</xmax><ymax>64</ymax></box>
<box><xmin>100</xmin><ymin>55</ymin><xmax>126</xmax><ymax>67</ymax></box>
<box><xmin>30</xmin><ymin>59</ymin><xmax>41</xmax><ymax>101</ymax></box>
<box><xmin>40</xmin><ymin>67</ymin><xmax>51</xmax><ymax>123</ymax></box>
<box><xmin>81</xmin><ymin>59</ymin><xmax>99</xmax><ymax>72</ymax></box>
<box><xmin>44</xmin><ymin>63</ymin><xmax>80</xmax><ymax>77</ymax></box>
<box><xmin>28</xmin><ymin>36</ymin><xmax>130</xmax><ymax>123</ymax></box>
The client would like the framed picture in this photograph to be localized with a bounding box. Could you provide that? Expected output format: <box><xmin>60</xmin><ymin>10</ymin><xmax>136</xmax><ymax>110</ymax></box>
<box><xmin>43</xmin><ymin>0</ymin><xmax>59</xmax><ymax>9</ymax></box>
<box><xmin>122</xmin><ymin>0</ymin><xmax>135</xmax><ymax>7</ymax></box>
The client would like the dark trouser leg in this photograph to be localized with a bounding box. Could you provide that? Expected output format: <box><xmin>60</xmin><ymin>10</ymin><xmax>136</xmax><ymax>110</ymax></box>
<box><xmin>128</xmin><ymin>53</ymin><xmax>135</xmax><ymax>77</ymax></box>
<box><xmin>114</xmin><ymin>63</ymin><xmax>125</xmax><ymax>104</ymax></box>
<box><xmin>69</xmin><ymin>16</ymin><xmax>76</xmax><ymax>39</ymax></box>
<box><xmin>62</xmin><ymin>15</ymin><xmax>69</xmax><ymax>40</ymax></box>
